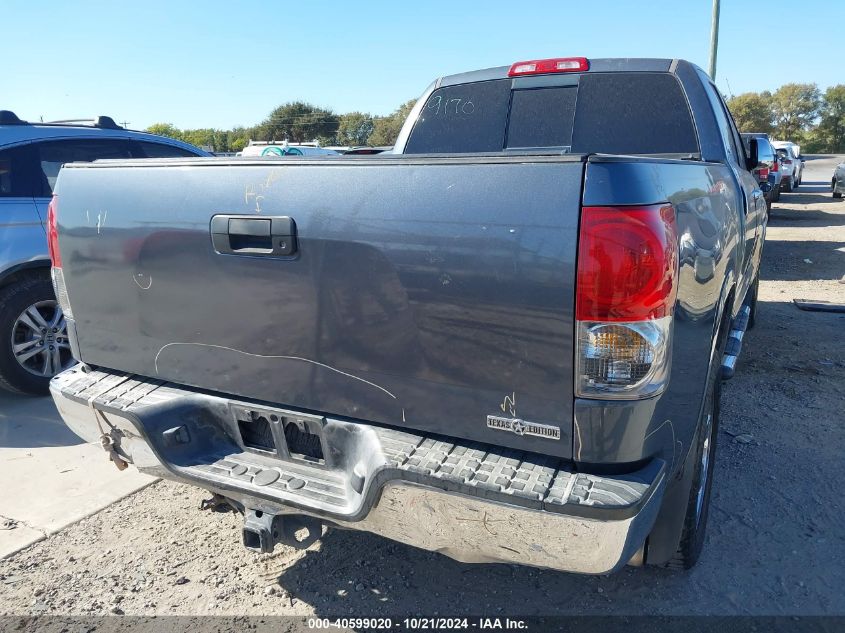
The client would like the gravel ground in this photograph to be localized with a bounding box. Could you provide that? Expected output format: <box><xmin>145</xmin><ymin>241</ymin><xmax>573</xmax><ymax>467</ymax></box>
<box><xmin>1</xmin><ymin>157</ymin><xmax>843</xmax><ymax>619</ymax></box>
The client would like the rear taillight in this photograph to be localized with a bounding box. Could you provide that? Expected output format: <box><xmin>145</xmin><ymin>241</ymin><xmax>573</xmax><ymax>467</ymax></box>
<box><xmin>575</xmin><ymin>204</ymin><xmax>678</xmax><ymax>399</ymax></box>
<box><xmin>47</xmin><ymin>195</ymin><xmax>62</xmax><ymax>267</ymax></box>
<box><xmin>758</xmin><ymin>167</ymin><xmax>769</xmax><ymax>179</ymax></box>
<box><xmin>47</xmin><ymin>195</ymin><xmax>74</xmax><ymax>320</ymax></box>
<box><xmin>771</xmin><ymin>160</ymin><xmax>779</xmax><ymax>173</ymax></box>
<box><xmin>508</xmin><ymin>57</ymin><xmax>589</xmax><ymax>77</ymax></box>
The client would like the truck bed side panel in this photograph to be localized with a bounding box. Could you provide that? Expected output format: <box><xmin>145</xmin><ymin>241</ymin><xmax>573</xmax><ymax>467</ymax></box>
<box><xmin>577</xmin><ymin>157</ymin><xmax>745</xmax><ymax>468</ymax></box>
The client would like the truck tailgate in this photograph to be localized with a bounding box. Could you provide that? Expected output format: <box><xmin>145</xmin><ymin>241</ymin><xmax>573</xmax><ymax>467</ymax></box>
<box><xmin>54</xmin><ymin>156</ymin><xmax>584</xmax><ymax>458</ymax></box>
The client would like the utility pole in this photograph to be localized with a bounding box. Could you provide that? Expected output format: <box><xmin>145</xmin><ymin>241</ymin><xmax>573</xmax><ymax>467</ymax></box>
<box><xmin>708</xmin><ymin>0</ymin><xmax>721</xmax><ymax>79</ymax></box>
<box><xmin>120</xmin><ymin>120</ymin><xmax>131</xmax><ymax>128</ymax></box>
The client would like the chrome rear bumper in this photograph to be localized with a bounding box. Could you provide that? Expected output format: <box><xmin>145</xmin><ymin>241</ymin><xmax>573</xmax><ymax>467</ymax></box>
<box><xmin>51</xmin><ymin>365</ymin><xmax>666</xmax><ymax>575</ymax></box>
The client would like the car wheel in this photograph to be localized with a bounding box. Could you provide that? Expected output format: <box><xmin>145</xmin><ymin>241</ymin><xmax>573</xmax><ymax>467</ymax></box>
<box><xmin>783</xmin><ymin>176</ymin><xmax>793</xmax><ymax>193</ymax></box>
<box><xmin>0</xmin><ymin>275</ymin><xmax>75</xmax><ymax>395</ymax></box>
<box><xmin>665</xmin><ymin>343</ymin><xmax>722</xmax><ymax>570</ymax></box>
<box><xmin>834</xmin><ymin>179</ymin><xmax>843</xmax><ymax>199</ymax></box>
<box><xmin>771</xmin><ymin>186</ymin><xmax>780</xmax><ymax>202</ymax></box>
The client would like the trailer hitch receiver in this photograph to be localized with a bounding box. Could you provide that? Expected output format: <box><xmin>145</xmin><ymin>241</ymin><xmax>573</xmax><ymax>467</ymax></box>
<box><xmin>242</xmin><ymin>509</ymin><xmax>322</xmax><ymax>553</ymax></box>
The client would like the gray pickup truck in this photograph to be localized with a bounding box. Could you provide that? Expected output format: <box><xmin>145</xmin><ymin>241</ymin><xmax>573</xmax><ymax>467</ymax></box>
<box><xmin>48</xmin><ymin>57</ymin><xmax>766</xmax><ymax>574</ymax></box>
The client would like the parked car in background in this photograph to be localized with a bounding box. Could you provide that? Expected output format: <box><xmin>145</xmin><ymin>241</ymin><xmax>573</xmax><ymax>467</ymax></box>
<box><xmin>240</xmin><ymin>140</ymin><xmax>340</xmax><ymax>157</ymax></box>
<box><xmin>772</xmin><ymin>140</ymin><xmax>801</xmax><ymax>162</ymax></box>
<box><xmin>741</xmin><ymin>133</ymin><xmax>778</xmax><ymax>208</ymax></box>
<box><xmin>342</xmin><ymin>146</ymin><xmax>392</xmax><ymax>155</ymax></box>
<box><xmin>774</xmin><ymin>144</ymin><xmax>803</xmax><ymax>191</ymax></box>
<box><xmin>50</xmin><ymin>57</ymin><xmax>766</xmax><ymax>574</ymax></box>
<box><xmin>833</xmin><ymin>159</ymin><xmax>845</xmax><ymax>199</ymax></box>
<box><xmin>0</xmin><ymin>110</ymin><xmax>209</xmax><ymax>394</ymax></box>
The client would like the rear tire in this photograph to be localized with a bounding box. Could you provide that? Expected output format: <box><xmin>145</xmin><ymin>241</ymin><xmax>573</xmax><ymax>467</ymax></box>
<box><xmin>662</xmin><ymin>307</ymin><xmax>730</xmax><ymax>571</ymax></box>
<box><xmin>665</xmin><ymin>356</ymin><xmax>722</xmax><ymax>570</ymax></box>
<box><xmin>746</xmin><ymin>275</ymin><xmax>759</xmax><ymax>330</ymax></box>
<box><xmin>0</xmin><ymin>275</ymin><xmax>73</xmax><ymax>395</ymax></box>
<box><xmin>782</xmin><ymin>177</ymin><xmax>793</xmax><ymax>193</ymax></box>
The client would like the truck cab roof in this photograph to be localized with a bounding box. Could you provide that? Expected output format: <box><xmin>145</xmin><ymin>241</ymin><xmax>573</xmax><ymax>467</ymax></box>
<box><xmin>437</xmin><ymin>57</ymin><xmax>678</xmax><ymax>87</ymax></box>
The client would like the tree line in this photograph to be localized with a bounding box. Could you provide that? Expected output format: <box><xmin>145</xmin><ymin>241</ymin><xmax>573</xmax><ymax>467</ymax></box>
<box><xmin>146</xmin><ymin>99</ymin><xmax>417</xmax><ymax>152</ymax></box>
<box><xmin>147</xmin><ymin>81</ymin><xmax>845</xmax><ymax>154</ymax></box>
<box><xmin>726</xmin><ymin>83</ymin><xmax>845</xmax><ymax>152</ymax></box>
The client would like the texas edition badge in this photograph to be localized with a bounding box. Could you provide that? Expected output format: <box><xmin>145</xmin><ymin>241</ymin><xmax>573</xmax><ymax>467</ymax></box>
<box><xmin>486</xmin><ymin>415</ymin><xmax>561</xmax><ymax>441</ymax></box>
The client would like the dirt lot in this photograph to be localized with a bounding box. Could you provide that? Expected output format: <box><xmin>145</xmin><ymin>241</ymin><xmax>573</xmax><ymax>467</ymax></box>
<box><xmin>1</xmin><ymin>157</ymin><xmax>843</xmax><ymax>619</ymax></box>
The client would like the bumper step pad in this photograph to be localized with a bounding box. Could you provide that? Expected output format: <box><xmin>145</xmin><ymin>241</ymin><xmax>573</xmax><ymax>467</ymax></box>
<box><xmin>56</xmin><ymin>367</ymin><xmax>661</xmax><ymax>522</ymax></box>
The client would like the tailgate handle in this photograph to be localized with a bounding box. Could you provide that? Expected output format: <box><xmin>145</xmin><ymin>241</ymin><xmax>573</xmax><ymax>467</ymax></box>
<box><xmin>210</xmin><ymin>215</ymin><xmax>297</xmax><ymax>256</ymax></box>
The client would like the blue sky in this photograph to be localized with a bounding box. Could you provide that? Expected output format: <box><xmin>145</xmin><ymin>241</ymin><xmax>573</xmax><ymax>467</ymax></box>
<box><xmin>3</xmin><ymin>0</ymin><xmax>842</xmax><ymax>130</ymax></box>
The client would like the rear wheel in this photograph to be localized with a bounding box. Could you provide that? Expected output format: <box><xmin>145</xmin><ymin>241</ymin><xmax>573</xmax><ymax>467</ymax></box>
<box><xmin>782</xmin><ymin>176</ymin><xmax>793</xmax><ymax>193</ymax></box>
<box><xmin>0</xmin><ymin>276</ymin><xmax>74</xmax><ymax>395</ymax></box>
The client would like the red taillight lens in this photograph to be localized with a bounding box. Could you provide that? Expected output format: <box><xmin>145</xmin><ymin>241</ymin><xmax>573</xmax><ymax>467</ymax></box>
<box><xmin>47</xmin><ymin>195</ymin><xmax>62</xmax><ymax>267</ymax></box>
<box><xmin>771</xmin><ymin>160</ymin><xmax>779</xmax><ymax>172</ymax></box>
<box><xmin>508</xmin><ymin>57</ymin><xmax>589</xmax><ymax>77</ymax></box>
<box><xmin>576</xmin><ymin>205</ymin><xmax>678</xmax><ymax>322</ymax></box>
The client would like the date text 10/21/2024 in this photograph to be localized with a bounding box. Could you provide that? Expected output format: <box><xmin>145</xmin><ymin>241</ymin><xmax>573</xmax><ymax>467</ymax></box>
<box><xmin>306</xmin><ymin>617</ymin><xmax>529</xmax><ymax>630</ymax></box>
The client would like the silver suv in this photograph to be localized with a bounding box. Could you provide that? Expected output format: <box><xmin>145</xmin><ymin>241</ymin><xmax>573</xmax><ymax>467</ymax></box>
<box><xmin>0</xmin><ymin>110</ymin><xmax>208</xmax><ymax>394</ymax></box>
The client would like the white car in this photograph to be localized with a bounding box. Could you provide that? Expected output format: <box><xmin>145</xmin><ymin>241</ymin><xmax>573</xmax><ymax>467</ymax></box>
<box><xmin>240</xmin><ymin>140</ymin><xmax>340</xmax><ymax>157</ymax></box>
<box><xmin>832</xmin><ymin>160</ymin><xmax>845</xmax><ymax>199</ymax></box>
<box><xmin>772</xmin><ymin>141</ymin><xmax>803</xmax><ymax>191</ymax></box>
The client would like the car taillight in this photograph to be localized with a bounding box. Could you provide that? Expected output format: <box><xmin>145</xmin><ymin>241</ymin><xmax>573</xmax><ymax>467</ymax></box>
<box><xmin>47</xmin><ymin>195</ymin><xmax>73</xmax><ymax>320</ymax></box>
<box><xmin>508</xmin><ymin>57</ymin><xmax>589</xmax><ymax>76</ymax></box>
<box><xmin>575</xmin><ymin>204</ymin><xmax>678</xmax><ymax>399</ymax></box>
<box><xmin>47</xmin><ymin>195</ymin><xmax>62</xmax><ymax>267</ymax></box>
<box><xmin>758</xmin><ymin>167</ymin><xmax>769</xmax><ymax>179</ymax></box>
<box><xmin>771</xmin><ymin>160</ymin><xmax>779</xmax><ymax>172</ymax></box>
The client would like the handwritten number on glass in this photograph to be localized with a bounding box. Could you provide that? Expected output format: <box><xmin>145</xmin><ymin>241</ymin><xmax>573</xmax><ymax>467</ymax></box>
<box><xmin>426</xmin><ymin>95</ymin><xmax>475</xmax><ymax>117</ymax></box>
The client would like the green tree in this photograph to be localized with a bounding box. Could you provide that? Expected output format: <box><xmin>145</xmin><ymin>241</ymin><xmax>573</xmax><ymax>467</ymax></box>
<box><xmin>181</xmin><ymin>128</ymin><xmax>216</xmax><ymax>149</ymax></box>
<box><xmin>771</xmin><ymin>83</ymin><xmax>821</xmax><ymax>141</ymax></box>
<box><xmin>145</xmin><ymin>123</ymin><xmax>183</xmax><ymax>140</ymax></box>
<box><xmin>726</xmin><ymin>92</ymin><xmax>773</xmax><ymax>134</ymax></box>
<box><xmin>260</xmin><ymin>102</ymin><xmax>339</xmax><ymax>143</ymax></box>
<box><xmin>369</xmin><ymin>99</ymin><xmax>416</xmax><ymax>146</ymax></box>
<box><xmin>336</xmin><ymin>111</ymin><xmax>374</xmax><ymax>146</ymax></box>
<box><xmin>815</xmin><ymin>85</ymin><xmax>845</xmax><ymax>153</ymax></box>
<box><xmin>228</xmin><ymin>126</ymin><xmax>252</xmax><ymax>152</ymax></box>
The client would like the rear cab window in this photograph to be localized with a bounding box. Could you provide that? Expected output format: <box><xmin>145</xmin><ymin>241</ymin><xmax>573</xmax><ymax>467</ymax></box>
<box><xmin>405</xmin><ymin>72</ymin><xmax>699</xmax><ymax>156</ymax></box>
